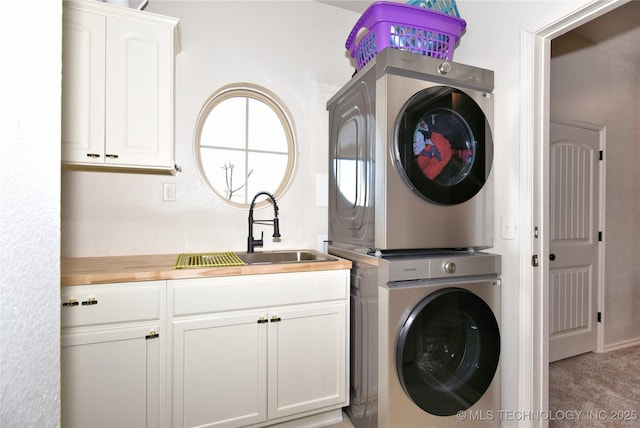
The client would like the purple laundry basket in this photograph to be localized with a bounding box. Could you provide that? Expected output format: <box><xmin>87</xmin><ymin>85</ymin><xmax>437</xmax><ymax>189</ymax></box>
<box><xmin>346</xmin><ymin>1</ymin><xmax>466</xmax><ymax>70</ymax></box>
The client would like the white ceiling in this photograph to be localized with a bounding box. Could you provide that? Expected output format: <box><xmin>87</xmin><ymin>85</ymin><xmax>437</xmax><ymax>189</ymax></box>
<box><xmin>316</xmin><ymin>0</ymin><xmax>395</xmax><ymax>14</ymax></box>
<box><xmin>566</xmin><ymin>1</ymin><xmax>640</xmax><ymax>63</ymax></box>
<box><xmin>318</xmin><ymin>0</ymin><xmax>640</xmax><ymax>63</ymax></box>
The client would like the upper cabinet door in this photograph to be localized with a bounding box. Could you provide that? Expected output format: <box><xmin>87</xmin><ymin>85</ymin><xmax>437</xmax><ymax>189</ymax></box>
<box><xmin>62</xmin><ymin>0</ymin><xmax>180</xmax><ymax>173</ymax></box>
<box><xmin>105</xmin><ymin>16</ymin><xmax>174</xmax><ymax>168</ymax></box>
<box><xmin>62</xmin><ymin>7</ymin><xmax>106</xmax><ymax>164</ymax></box>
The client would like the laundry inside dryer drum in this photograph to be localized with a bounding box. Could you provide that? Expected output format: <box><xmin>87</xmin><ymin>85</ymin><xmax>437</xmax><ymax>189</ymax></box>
<box><xmin>395</xmin><ymin>288</ymin><xmax>500</xmax><ymax>416</ymax></box>
<box><xmin>395</xmin><ymin>86</ymin><xmax>493</xmax><ymax>205</ymax></box>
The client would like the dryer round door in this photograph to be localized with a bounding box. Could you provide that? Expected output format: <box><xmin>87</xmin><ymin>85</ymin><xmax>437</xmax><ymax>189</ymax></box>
<box><xmin>396</xmin><ymin>288</ymin><xmax>500</xmax><ymax>416</ymax></box>
<box><xmin>394</xmin><ymin>86</ymin><xmax>493</xmax><ymax>205</ymax></box>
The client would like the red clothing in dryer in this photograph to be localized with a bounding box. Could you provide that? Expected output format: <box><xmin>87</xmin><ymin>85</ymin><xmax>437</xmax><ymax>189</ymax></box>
<box><xmin>416</xmin><ymin>132</ymin><xmax>452</xmax><ymax>180</ymax></box>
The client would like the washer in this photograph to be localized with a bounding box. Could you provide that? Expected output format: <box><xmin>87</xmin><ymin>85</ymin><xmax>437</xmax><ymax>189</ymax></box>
<box><xmin>328</xmin><ymin>48</ymin><xmax>495</xmax><ymax>251</ymax></box>
<box><xmin>331</xmin><ymin>247</ymin><xmax>501</xmax><ymax>428</ymax></box>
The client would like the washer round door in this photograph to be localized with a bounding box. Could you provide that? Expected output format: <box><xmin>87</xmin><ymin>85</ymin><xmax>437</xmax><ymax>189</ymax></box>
<box><xmin>396</xmin><ymin>288</ymin><xmax>500</xmax><ymax>416</ymax></box>
<box><xmin>394</xmin><ymin>86</ymin><xmax>493</xmax><ymax>205</ymax></box>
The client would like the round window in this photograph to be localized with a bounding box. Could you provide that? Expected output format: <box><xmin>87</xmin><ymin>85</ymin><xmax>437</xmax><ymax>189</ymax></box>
<box><xmin>195</xmin><ymin>84</ymin><xmax>296</xmax><ymax>207</ymax></box>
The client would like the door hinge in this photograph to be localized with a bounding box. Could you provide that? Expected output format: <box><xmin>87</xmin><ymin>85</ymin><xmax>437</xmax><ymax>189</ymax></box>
<box><xmin>145</xmin><ymin>330</ymin><xmax>159</xmax><ymax>340</ymax></box>
<box><xmin>531</xmin><ymin>254</ymin><xmax>539</xmax><ymax>267</ymax></box>
<box><xmin>598</xmin><ymin>231</ymin><xmax>603</xmax><ymax>241</ymax></box>
<box><xmin>597</xmin><ymin>312</ymin><xmax>602</xmax><ymax>323</ymax></box>
<box><xmin>599</xmin><ymin>150</ymin><xmax>604</xmax><ymax>161</ymax></box>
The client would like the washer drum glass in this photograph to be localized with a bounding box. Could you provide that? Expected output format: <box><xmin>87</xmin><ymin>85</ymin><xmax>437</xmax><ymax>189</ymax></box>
<box><xmin>395</xmin><ymin>86</ymin><xmax>493</xmax><ymax>205</ymax></box>
<box><xmin>396</xmin><ymin>288</ymin><xmax>500</xmax><ymax>416</ymax></box>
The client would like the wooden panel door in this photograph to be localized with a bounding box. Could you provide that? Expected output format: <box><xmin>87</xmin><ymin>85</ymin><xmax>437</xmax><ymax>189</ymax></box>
<box><xmin>105</xmin><ymin>15</ymin><xmax>173</xmax><ymax>167</ymax></box>
<box><xmin>268</xmin><ymin>303</ymin><xmax>347</xmax><ymax>419</ymax></box>
<box><xmin>62</xmin><ymin>6</ymin><xmax>106</xmax><ymax>164</ymax></box>
<box><xmin>172</xmin><ymin>311</ymin><xmax>268</xmax><ymax>428</ymax></box>
<box><xmin>549</xmin><ymin>119</ymin><xmax>601</xmax><ymax>362</ymax></box>
<box><xmin>61</xmin><ymin>325</ymin><xmax>161</xmax><ymax>427</ymax></box>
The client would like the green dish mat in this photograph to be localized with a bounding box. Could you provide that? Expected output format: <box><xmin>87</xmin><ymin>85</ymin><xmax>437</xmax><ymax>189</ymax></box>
<box><xmin>174</xmin><ymin>252</ymin><xmax>245</xmax><ymax>269</ymax></box>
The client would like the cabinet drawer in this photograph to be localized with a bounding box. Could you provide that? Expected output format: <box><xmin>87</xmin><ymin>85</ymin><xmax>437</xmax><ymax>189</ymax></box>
<box><xmin>62</xmin><ymin>281</ymin><xmax>164</xmax><ymax>327</ymax></box>
<box><xmin>170</xmin><ymin>270</ymin><xmax>349</xmax><ymax>316</ymax></box>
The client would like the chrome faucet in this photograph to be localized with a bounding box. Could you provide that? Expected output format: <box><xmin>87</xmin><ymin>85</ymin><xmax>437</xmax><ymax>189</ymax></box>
<box><xmin>247</xmin><ymin>191</ymin><xmax>281</xmax><ymax>253</ymax></box>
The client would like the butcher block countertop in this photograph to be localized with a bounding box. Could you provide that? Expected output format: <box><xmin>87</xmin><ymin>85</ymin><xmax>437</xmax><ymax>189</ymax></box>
<box><xmin>61</xmin><ymin>250</ymin><xmax>352</xmax><ymax>287</ymax></box>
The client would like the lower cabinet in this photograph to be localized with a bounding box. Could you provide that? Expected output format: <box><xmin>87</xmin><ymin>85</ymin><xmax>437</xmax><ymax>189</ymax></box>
<box><xmin>61</xmin><ymin>281</ymin><xmax>165</xmax><ymax>428</ymax></box>
<box><xmin>268</xmin><ymin>303</ymin><xmax>347</xmax><ymax>420</ymax></box>
<box><xmin>61</xmin><ymin>325</ymin><xmax>162</xmax><ymax>427</ymax></box>
<box><xmin>169</xmin><ymin>270</ymin><xmax>349</xmax><ymax>428</ymax></box>
<box><xmin>172</xmin><ymin>310</ymin><xmax>268</xmax><ymax>428</ymax></box>
<box><xmin>60</xmin><ymin>270</ymin><xmax>349</xmax><ymax>428</ymax></box>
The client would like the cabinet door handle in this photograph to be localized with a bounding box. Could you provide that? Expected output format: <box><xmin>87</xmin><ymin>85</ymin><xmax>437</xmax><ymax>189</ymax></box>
<box><xmin>257</xmin><ymin>317</ymin><xmax>268</xmax><ymax>324</ymax></box>
<box><xmin>81</xmin><ymin>297</ymin><xmax>98</xmax><ymax>306</ymax></box>
<box><xmin>270</xmin><ymin>315</ymin><xmax>281</xmax><ymax>323</ymax></box>
<box><xmin>62</xmin><ymin>298</ymin><xmax>79</xmax><ymax>307</ymax></box>
<box><xmin>86</xmin><ymin>153</ymin><xmax>101</xmax><ymax>159</ymax></box>
<box><xmin>105</xmin><ymin>154</ymin><xmax>119</xmax><ymax>159</ymax></box>
<box><xmin>145</xmin><ymin>330</ymin><xmax>159</xmax><ymax>340</ymax></box>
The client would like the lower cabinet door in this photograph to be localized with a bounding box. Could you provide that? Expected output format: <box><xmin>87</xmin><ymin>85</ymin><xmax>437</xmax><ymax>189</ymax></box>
<box><xmin>172</xmin><ymin>311</ymin><xmax>268</xmax><ymax>428</ymax></box>
<box><xmin>61</xmin><ymin>324</ymin><xmax>161</xmax><ymax>428</ymax></box>
<box><xmin>268</xmin><ymin>302</ymin><xmax>347</xmax><ymax>420</ymax></box>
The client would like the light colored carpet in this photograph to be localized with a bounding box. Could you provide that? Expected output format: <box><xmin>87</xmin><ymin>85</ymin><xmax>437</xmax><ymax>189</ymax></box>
<box><xmin>549</xmin><ymin>345</ymin><xmax>640</xmax><ymax>427</ymax></box>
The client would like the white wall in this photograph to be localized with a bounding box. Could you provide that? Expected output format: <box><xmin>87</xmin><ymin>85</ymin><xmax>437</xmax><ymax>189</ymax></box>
<box><xmin>551</xmin><ymin>33</ymin><xmax>640</xmax><ymax>348</ymax></box>
<box><xmin>0</xmin><ymin>1</ymin><xmax>61</xmax><ymax>426</ymax></box>
<box><xmin>57</xmin><ymin>0</ymin><xmax>607</xmax><ymax>426</ymax></box>
<box><xmin>61</xmin><ymin>1</ymin><xmax>358</xmax><ymax>257</ymax></box>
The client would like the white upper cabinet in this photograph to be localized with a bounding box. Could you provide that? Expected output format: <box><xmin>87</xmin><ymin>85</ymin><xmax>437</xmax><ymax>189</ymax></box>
<box><xmin>62</xmin><ymin>0</ymin><xmax>181</xmax><ymax>174</ymax></box>
<box><xmin>62</xmin><ymin>5</ymin><xmax>106</xmax><ymax>164</ymax></box>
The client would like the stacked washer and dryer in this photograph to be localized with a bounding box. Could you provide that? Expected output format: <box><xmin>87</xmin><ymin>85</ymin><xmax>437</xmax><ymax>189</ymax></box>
<box><xmin>327</xmin><ymin>48</ymin><xmax>501</xmax><ymax>428</ymax></box>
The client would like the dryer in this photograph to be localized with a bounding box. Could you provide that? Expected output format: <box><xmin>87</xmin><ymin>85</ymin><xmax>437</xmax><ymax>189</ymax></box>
<box><xmin>328</xmin><ymin>48</ymin><xmax>494</xmax><ymax>251</ymax></box>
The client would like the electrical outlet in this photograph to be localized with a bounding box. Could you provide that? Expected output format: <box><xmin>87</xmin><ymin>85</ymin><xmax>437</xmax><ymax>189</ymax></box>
<box><xmin>317</xmin><ymin>234</ymin><xmax>328</xmax><ymax>252</ymax></box>
<box><xmin>163</xmin><ymin>183</ymin><xmax>176</xmax><ymax>202</ymax></box>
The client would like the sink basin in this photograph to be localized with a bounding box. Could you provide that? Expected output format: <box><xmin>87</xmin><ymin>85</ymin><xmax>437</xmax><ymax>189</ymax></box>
<box><xmin>237</xmin><ymin>250</ymin><xmax>336</xmax><ymax>265</ymax></box>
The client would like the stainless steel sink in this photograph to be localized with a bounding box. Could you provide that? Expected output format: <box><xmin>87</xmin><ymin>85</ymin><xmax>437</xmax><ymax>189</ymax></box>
<box><xmin>237</xmin><ymin>250</ymin><xmax>336</xmax><ymax>265</ymax></box>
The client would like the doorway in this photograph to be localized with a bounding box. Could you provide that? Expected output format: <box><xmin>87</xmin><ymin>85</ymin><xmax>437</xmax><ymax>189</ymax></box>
<box><xmin>527</xmin><ymin>0</ymin><xmax>638</xmax><ymax>424</ymax></box>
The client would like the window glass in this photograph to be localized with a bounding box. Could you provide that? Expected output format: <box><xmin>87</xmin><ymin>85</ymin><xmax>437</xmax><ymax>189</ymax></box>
<box><xmin>195</xmin><ymin>84</ymin><xmax>296</xmax><ymax>206</ymax></box>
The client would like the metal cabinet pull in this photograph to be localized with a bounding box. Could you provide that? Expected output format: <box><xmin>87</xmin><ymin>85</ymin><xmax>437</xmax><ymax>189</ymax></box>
<box><xmin>257</xmin><ymin>316</ymin><xmax>268</xmax><ymax>324</ymax></box>
<box><xmin>81</xmin><ymin>297</ymin><xmax>98</xmax><ymax>306</ymax></box>
<box><xmin>270</xmin><ymin>315</ymin><xmax>281</xmax><ymax>323</ymax></box>
<box><xmin>62</xmin><ymin>298</ymin><xmax>79</xmax><ymax>307</ymax></box>
<box><xmin>145</xmin><ymin>330</ymin><xmax>159</xmax><ymax>340</ymax></box>
<box><xmin>86</xmin><ymin>153</ymin><xmax>101</xmax><ymax>159</ymax></box>
<box><xmin>105</xmin><ymin>154</ymin><xmax>119</xmax><ymax>159</ymax></box>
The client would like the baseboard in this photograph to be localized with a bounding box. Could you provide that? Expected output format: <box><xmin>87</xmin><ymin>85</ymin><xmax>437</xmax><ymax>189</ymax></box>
<box><xmin>600</xmin><ymin>337</ymin><xmax>640</xmax><ymax>352</ymax></box>
<box><xmin>269</xmin><ymin>409</ymin><xmax>344</xmax><ymax>428</ymax></box>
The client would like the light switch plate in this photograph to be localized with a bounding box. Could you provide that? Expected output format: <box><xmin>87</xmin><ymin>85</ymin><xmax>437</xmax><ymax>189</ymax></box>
<box><xmin>501</xmin><ymin>216</ymin><xmax>517</xmax><ymax>240</ymax></box>
<box><xmin>163</xmin><ymin>183</ymin><xmax>176</xmax><ymax>202</ymax></box>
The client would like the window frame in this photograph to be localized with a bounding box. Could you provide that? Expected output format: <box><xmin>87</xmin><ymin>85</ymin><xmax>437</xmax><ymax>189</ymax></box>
<box><xmin>194</xmin><ymin>83</ymin><xmax>296</xmax><ymax>207</ymax></box>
